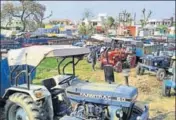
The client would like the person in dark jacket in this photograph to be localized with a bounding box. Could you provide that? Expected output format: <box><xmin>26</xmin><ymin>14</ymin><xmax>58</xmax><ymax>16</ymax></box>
<box><xmin>90</xmin><ymin>48</ymin><xmax>97</xmax><ymax>71</ymax></box>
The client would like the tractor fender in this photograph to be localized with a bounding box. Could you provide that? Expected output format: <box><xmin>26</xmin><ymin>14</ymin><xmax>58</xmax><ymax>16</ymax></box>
<box><xmin>2</xmin><ymin>85</ymin><xmax>51</xmax><ymax>101</ymax></box>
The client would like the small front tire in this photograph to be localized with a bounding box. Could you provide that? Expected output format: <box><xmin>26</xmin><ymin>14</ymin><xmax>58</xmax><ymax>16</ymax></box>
<box><xmin>156</xmin><ymin>69</ymin><xmax>166</xmax><ymax>81</ymax></box>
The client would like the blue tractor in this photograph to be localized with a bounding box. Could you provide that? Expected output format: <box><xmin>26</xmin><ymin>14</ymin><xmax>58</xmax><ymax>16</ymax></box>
<box><xmin>162</xmin><ymin>55</ymin><xmax>176</xmax><ymax>97</ymax></box>
<box><xmin>136</xmin><ymin>53</ymin><xmax>172</xmax><ymax>81</ymax></box>
<box><xmin>0</xmin><ymin>45</ymin><xmax>149</xmax><ymax>120</ymax></box>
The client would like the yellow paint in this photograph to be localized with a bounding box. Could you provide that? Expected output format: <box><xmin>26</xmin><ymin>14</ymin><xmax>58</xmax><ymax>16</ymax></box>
<box><xmin>47</xmin><ymin>33</ymin><xmax>57</xmax><ymax>37</ymax></box>
<box><xmin>59</xmin><ymin>27</ymin><xmax>65</xmax><ymax>31</ymax></box>
<box><xmin>45</xmin><ymin>24</ymin><xmax>53</xmax><ymax>29</ymax></box>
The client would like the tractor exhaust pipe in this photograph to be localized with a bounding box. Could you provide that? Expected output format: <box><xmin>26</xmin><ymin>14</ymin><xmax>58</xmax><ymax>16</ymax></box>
<box><xmin>123</xmin><ymin>69</ymin><xmax>130</xmax><ymax>86</ymax></box>
<box><xmin>104</xmin><ymin>65</ymin><xmax>115</xmax><ymax>84</ymax></box>
<box><xmin>125</xmin><ymin>76</ymin><xmax>129</xmax><ymax>86</ymax></box>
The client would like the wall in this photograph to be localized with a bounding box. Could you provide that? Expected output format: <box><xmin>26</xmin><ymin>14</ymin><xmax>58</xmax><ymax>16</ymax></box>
<box><xmin>126</xmin><ymin>26</ymin><xmax>136</xmax><ymax>37</ymax></box>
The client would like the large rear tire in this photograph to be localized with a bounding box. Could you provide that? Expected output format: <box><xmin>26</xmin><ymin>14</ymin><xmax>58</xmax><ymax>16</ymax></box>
<box><xmin>128</xmin><ymin>55</ymin><xmax>136</xmax><ymax>68</ymax></box>
<box><xmin>5</xmin><ymin>93</ymin><xmax>41</xmax><ymax>120</ymax></box>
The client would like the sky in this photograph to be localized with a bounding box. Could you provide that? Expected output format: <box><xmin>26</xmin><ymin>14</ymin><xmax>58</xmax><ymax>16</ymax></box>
<box><xmin>2</xmin><ymin>1</ymin><xmax>175</xmax><ymax>22</ymax></box>
<box><xmin>39</xmin><ymin>1</ymin><xmax>175</xmax><ymax>22</ymax></box>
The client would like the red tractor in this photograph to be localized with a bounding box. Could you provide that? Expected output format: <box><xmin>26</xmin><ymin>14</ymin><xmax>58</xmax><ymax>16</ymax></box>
<box><xmin>99</xmin><ymin>47</ymin><xmax>136</xmax><ymax>72</ymax></box>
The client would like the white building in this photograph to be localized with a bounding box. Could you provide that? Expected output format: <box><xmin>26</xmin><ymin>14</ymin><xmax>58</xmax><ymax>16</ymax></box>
<box><xmin>1</xmin><ymin>19</ymin><xmax>23</xmax><ymax>31</ymax></box>
<box><xmin>147</xmin><ymin>18</ymin><xmax>174</xmax><ymax>27</ymax></box>
<box><xmin>82</xmin><ymin>13</ymin><xmax>108</xmax><ymax>26</ymax></box>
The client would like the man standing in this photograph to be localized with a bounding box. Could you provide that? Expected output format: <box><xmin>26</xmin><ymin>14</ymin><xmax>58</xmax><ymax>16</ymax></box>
<box><xmin>90</xmin><ymin>48</ymin><xmax>97</xmax><ymax>71</ymax></box>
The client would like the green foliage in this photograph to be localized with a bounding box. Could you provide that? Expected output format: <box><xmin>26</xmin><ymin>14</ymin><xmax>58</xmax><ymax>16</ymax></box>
<box><xmin>106</xmin><ymin>16</ymin><xmax>115</xmax><ymax>28</ymax></box>
<box><xmin>78</xmin><ymin>24</ymin><xmax>94</xmax><ymax>36</ymax></box>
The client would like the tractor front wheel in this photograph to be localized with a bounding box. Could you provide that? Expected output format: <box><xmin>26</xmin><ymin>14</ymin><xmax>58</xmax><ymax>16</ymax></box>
<box><xmin>114</xmin><ymin>61</ymin><xmax>122</xmax><ymax>72</ymax></box>
<box><xmin>5</xmin><ymin>93</ymin><xmax>41</xmax><ymax>120</ymax></box>
<box><xmin>156</xmin><ymin>69</ymin><xmax>166</xmax><ymax>81</ymax></box>
<box><xmin>162</xmin><ymin>83</ymin><xmax>171</xmax><ymax>97</ymax></box>
<box><xmin>129</xmin><ymin>104</ymin><xmax>149</xmax><ymax>120</ymax></box>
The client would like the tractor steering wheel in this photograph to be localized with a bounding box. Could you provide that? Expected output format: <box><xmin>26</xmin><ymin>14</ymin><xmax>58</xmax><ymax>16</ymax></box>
<box><xmin>58</xmin><ymin>75</ymin><xmax>75</xmax><ymax>85</ymax></box>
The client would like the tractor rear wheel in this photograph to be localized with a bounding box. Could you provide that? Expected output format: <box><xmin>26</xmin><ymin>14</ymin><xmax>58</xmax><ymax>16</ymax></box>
<box><xmin>162</xmin><ymin>83</ymin><xmax>171</xmax><ymax>97</ymax></box>
<box><xmin>156</xmin><ymin>69</ymin><xmax>166</xmax><ymax>81</ymax></box>
<box><xmin>130</xmin><ymin>55</ymin><xmax>136</xmax><ymax>68</ymax></box>
<box><xmin>114</xmin><ymin>61</ymin><xmax>122</xmax><ymax>72</ymax></box>
<box><xmin>5</xmin><ymin>93</ymin><xmax>41</xmax><ymax>120</ymax></box>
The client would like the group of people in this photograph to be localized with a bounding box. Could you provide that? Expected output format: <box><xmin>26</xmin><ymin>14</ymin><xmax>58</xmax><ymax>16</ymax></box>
<box><xmin>88</xmin><ymin>46</ymin><xmax>107</xmax><ymax>71</ymax></box>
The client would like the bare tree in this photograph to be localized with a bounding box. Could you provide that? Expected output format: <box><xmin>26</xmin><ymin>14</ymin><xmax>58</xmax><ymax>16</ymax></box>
<box><xmin>1</xmin><ymin>1</ymin><xmax>52</xmax><ymax>31</ymax></box>
<box><xmin>140</xmin><ymin>8</ymin><xmax>152</xmax><ymax>28</ymax></box>
<box><xmin>32</xmin><ymin>2</ymin><xmax>53</xmax><ymax>28</ymax></box>
<box><xmin>82</xmin><ymin>8</ymin><xmax>94</xmax><ymax>20</ymax></box>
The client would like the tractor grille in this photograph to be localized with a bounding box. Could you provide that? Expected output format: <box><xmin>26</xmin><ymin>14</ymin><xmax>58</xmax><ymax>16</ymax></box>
<box><xmin>143</xmin><ymin>59</ymin><xmax>152</xmax><ymax>66</ymax></box>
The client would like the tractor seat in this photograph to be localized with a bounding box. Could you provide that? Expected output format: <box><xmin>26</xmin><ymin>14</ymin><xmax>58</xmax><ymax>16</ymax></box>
<box><xmin>42</xmin><ymin>78</ymin><xmax>65</xmax><ymax>97</ymax></box>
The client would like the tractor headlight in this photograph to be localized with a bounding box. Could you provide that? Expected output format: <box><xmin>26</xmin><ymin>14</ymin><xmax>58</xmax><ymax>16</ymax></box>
<box><xmin>137</xmin><ymin>116</ymin><xmax>142</xmax><ymax>120</ymax></box>
<box><xmin>34</xmin><ymin>90</ymin><xmax>44</xmax><ymax>98</ymax></box>
<box><xmin>116</xmin><ymin>109</ymin><xmax>123</xmax><ymax>118</ymax></box>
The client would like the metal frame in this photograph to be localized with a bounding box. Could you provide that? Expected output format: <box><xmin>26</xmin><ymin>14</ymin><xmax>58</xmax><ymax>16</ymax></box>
<box><xmin>10</xmin><ymin>54</ymin><xmax>84</xmax><ymax>90</ymax></box>
<box><xmin>58</xmin><ymin>55</ymin><xmax>83</xmax><ymax>75</ymax></box>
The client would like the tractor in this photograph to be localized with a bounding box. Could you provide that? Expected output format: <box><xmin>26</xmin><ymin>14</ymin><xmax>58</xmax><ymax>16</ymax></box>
<box><xmin>99</xmin><ymin>47</ymin><xmax>136</xmax><ymax>72</ymax></box>
<box><xmin>136</xmin><ymin>50</ymin><xmax>172</xmax><ymax>81</ymax></box>
<box><xmin>162</xmin><ymin>55</ymin><xmax>176</xmax><ymax>97</ymax></box>
<box><xmin>0</xmin><ymin>45</ymin><xmax>149</xmax><ymax>120</ymax></box>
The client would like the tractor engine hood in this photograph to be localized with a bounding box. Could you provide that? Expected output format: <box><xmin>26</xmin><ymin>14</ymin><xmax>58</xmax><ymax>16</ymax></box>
<box><xmin>66</xmin><ymin>82</ymin><xmax>138</xmax><ymax>107</ymax></box>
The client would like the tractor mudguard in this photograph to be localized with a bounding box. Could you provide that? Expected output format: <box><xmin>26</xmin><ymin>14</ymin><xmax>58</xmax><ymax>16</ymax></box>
<box><xmin>2</xmin><ymin>85</ymin><xmax>51</xmax><ymax>101</ymax></box>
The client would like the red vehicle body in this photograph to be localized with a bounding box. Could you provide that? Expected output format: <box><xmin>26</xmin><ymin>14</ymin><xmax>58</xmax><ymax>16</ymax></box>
<box><xmin>99</xmin><ymin>48</ymin><xmax>136</xmax><ymax>72</ymax></box>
